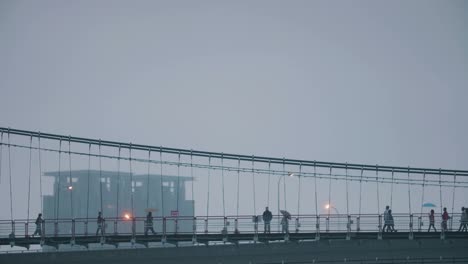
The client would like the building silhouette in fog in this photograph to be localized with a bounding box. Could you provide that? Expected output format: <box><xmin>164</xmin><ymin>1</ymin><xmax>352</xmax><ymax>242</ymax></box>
<box><xmin>42</xmin><ymin>170</ymin><xmax>194</xmax><ymax>235</ymax></box>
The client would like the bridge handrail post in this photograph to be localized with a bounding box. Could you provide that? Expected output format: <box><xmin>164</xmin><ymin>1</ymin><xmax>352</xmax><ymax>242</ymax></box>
<box><xmin>295</xmin><ymin>217</ymin><xmax>299</xmax><ymax>233</ymax></box>
<box><xmin>163</xmin><ymin>217</ymin><xmax>167</xmax><ymax>237</ymax></box>
<box><xmin>325</xmin><ymin>216</ymin><xmax>329</xmax><ymax>233</ymax></box>
<box><xmin>356</xmin><ymin>216</ymin><xmax>360</xmax><ymax>232</ymax></box>
<box><xmin>204</xmin><ymin>218</ymin><xmax>208</xmax><ymax>234</ymax></box>
<box><xmin>192</xmin><ymin>217</ymin><xmax>197</xmax><ymax>243</ymax></box>
<box><xmin>409</xmin><ymin>214</ymin><xmax>414</xmax><ymax>240</ymax></box>
<box><xmin>378</xmin><ymin>214</ymin><xmax>382</xmax><ymax>240</ymax></box>
<box><xmin>54</xmin><ymin>221</ymin><xmax>58</xmax><ymax>237</ymax></box>
<box><xmin>346</xmin><ymin>215</ymin><xmax>351</xmax><ymax>240</ymax></box>
<box><xmin>25</xmin><ymin>222</ymin><xmax>28</xmax><ymax>238</ymax></box>
<box><xmin>418</xmin><ymin>216</ymin><xmax>422</xmax><ymax>232</ymax></box>
<box><xmin>131</xmin><ymin>217</ymin><xmax>136</xmax><ymax>238</ymax></box>
<box><xmin>71</xmin><ymin>219</ymin><xmax>75</xmax><ymax>239</ymax></box>
<box><xmin>114</xmin><ymin>219</ymin><xmax>118</xmax><ymax>235</ymax></box>
<box><xmin>234</xmin><ymin>218</ymin><xmax>239</xmax><ymax>234</ymax></box>
<box><xmin>84</xmin><ymin>220</ymin><xmax>88</xmax><ymax>236</ymax></box>
<box><xmin>41</xmin><ymin>219</ymin><xmax>45</xmax><ymax>243</ymax></box>
<box><xmin>315</xmin><ymin>215</ymin><xmax>320</xmax><ymax>240</ymax></box>
<box><xmin>440</xmin><ymin>220</ymin><xmax>445</xmax><ymax>240</ymax></box>
<box><xmin>11</xmin><ymin>220</ymin><xmax>15</xmax><ymax>237</ymax></box>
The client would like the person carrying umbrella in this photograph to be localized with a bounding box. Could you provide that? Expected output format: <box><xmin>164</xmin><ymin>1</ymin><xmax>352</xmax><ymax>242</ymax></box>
<box><xmin>280</xmin><ymin>210</ymin><xmax>291</xmax><ymax>234</ymax></box>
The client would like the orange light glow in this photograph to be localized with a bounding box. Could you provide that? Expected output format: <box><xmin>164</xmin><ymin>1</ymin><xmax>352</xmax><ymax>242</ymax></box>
<box><xmin>124</xmin><ymin>213</ymin><xmax>131</xmax><ymax>220</ymax></box>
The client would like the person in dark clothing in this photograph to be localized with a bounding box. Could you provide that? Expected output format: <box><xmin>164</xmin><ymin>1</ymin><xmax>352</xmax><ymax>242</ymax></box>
<box><xmin>457</xmin><ymin>207</ymin><xmax>467</xmax><ymax>232</ymax></box>
<box><xmin>32</xmin><ymin>213</ymin><xmax>43</xmax><ymax>237</ymax></box>
<box><xmin>442</xmin><ymin>207</ymin><xmax>450</xmax><ymax>232</ymax></box>
<box><xmin>386</xmin><ymin>210</ymin><xmax>396</xmax><ymax>232</ymax></box>
<box><xmin>96</xmin><ymin>212</ymin><xmax>104</xmax><ymax>236</ymax></box>
<box><xmin>262</xmin><ymin>207</ymin><xmax>273</xmax><ymax>234</ymax></box>
<box><xmin>382</xmin><ymin>205</ymin><xmax>390</xmax><ymax>232</ymax></box>
<box><xmin>145</xmin><ymin>211</ymin><xmax>157</xmax><ymax>235</ymax></box>
<box><xmin>428</xmin><ymin>209</ymin><xmax>437</xmax><ymax>232</ymax></box>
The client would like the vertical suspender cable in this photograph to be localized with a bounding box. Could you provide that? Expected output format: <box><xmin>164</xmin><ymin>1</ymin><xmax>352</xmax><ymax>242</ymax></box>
<box><xmin>0</xmin><ymin>132</ymin><xmax>3</xmax><ymax>186</ymax></box>
<box><xmin>176</xmin><ymin>152</ymin><xmax>181</xmax><ymax>215</ymax></box>
<box><xmin>390</xmin><ymin>169</ymin><xmax>394</xmax><ymax>209</ymax></box>
<box><xmin>236</xmin><ymin>158</ymin><xmax>240</xmax><ymax>218</ymax></box>
<box><xmin>407</xmin><ymin>167</ymin><xmax>412</xmax><ymax>214</ymax></box>
<box><xmin>99</xmin><ymin>140</ymin><xmax>103</xmax><ymax>214</ymax></box>
<box><xmin>27</xmin><ymin>136</ymin><xmax>32</xmax><ymax>221</ymax></box>
<box><xmin>345</xmin><ymin>163</ymin><xmax>349</xmax><ymax>216</ymax></box>
<box><xmin>68</xmin><ymin>137</ymin><xmax>73</xmax><ymax>219</ymax></box>
<box><xmin>450</xmin><ymin>172</ymin><xmax>456</xmax><ymax>229</ymax></box>
<box><xmin>297</xmin><ymin>163</ymin><xmax>302</xmax><ymax>216</ymax></box>
<box><xmin>116</xmin><ymin>146</ymin><xmax>121</xmax><ymax>219</ymax></box>
<box><xmin>159</xmin><ymin>147</ymin><xmax>164</xmax><ymax>217</ymax></box>
<box><xmin>283</xmin><ymin>159</ymin><xmax>286</xmax><ymax>211</ymax></box>
<box><xmin>252</xmin><ymin>156</ymin><xmax>256</xmax><ymax>215</ymax></box>
<box><xmin>438</xmin><ymin>169</ymin><xmax>443</xmax><ymax>214</ymax></box>
<box><xmin>146</xmin><ymin>149</ymin><xmax>151</xmax><ymax>210</ymax></box>
<box><xmin>129</xmin><ymin>144</ymin><xmax>134</xmax><ymax>217</ymax></box>
<box><xmin>376</xmin><ymin>165</ymin><xmax>380</xmax><ymax>215</ymax></box>
<box><xmin>206</xmin><ymin>155</ymin><xmax>211</xmax><ymax>218</ymax></box>
<box><xmin>56</xmin><ymin>139</ymin><xmax>62</xmax><ymax>220</ymax></box>
<box><xmin>314</xmin><ymin>162</ymin><xmax>318</xmax><ymax>216</ymax></box>
<box><xmin>38</xmin><ymin>134</ymin><xmax>43</xmax><ymax>213</ymax></box>
<box><xmin>221</xmin><ymin>154</ymin><xmax>225</xmax><ymax>217</ymax></box>
<box><xmin>8</xmin><ymin>131</ymin><xmax>13</xmax><ymax>221</ymax></box>
<box><xmin>86</xmin><ymin>144</ymin><xmax>91</xmax><ymax>220</ymax></box>
<box><xmin>267</xmin><ymin>161</ymin><xmax>271</xmax><ymax>207</ymax></box>
<box><xmin>190</xmin><ymin>151</ymin><xmax>194</xmax><ymax>216</ymax></box>
<box><xmin>420</xmin><ymin>171</ymin><xmax>426</xmax><ymax>216</ymax></box>
<box><xmin>358</xmin><ymin>167</ymin><xmax>363</xmax><ymax>216</ymax></box>
<box><xmin>327</xmin><ymin>166</ymin><xmax>332</xmax><ymax>218</ymax></box>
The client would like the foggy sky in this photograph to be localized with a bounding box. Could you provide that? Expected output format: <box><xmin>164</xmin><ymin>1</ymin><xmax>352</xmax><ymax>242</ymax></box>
<box><xmin>0</xmin><ymin>1</ymin><xmax>467</xmax><ymax>221</ymax></box>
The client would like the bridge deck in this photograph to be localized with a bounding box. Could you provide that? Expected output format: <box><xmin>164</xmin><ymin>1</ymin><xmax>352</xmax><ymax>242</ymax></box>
<box><xmin>2</xmin><ymin>231</ymin><xmax>468</xmax><ymax>249</ymax></box>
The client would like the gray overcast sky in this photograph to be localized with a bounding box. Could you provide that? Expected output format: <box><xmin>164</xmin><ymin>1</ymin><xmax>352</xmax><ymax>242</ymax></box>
<box><xmin>0</xmin><ymin>1</ymin><xmax>467</xmax><ymax>220</ymax></box>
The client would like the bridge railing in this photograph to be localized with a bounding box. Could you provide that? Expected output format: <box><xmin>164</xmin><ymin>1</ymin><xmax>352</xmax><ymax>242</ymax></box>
<box><xmin>0</xmin><ymin>213</ymin><xmax>463</xmax><ymax>239</ymax></box>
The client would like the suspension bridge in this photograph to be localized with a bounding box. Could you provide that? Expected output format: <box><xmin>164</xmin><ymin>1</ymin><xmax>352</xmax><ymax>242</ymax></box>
<box><xmin>0</xmin><ymin>127</ymin><xmax>467</xmax><ymax>263</ymax></box>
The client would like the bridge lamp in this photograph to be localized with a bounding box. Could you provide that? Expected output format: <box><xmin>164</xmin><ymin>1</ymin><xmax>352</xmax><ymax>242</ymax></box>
<box><xmin>124</xmin><ymin>213</ymin><xmax>131</xmax><ymax>220</ymax></box>
<box><xmin>67</xmin><ymin>186</ymin><xmax>73</xmax><ymax>190</ymax></box>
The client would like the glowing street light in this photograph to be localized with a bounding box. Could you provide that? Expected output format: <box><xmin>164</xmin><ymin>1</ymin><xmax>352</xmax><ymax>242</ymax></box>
<box><xmin>124</xmin><ymin>213</ymin><xmax>131</xmax><ymax>220</ymax></box>
<box><xmin>67</xmin><ymin>186</ymin><xmax>73</xmax><ymax>190</ymax></box>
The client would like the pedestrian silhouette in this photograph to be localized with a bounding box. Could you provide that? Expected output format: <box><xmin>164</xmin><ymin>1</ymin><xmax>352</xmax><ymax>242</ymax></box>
<box><xmin>428</xmin><ymin>209</ymin><xmax>436</xmax><ymax>232</ymax></box>
<box><xmin>96</xmin><ymin>212</ymin><xmax>104</xmax><ymax>236</ymax></box>
<box><xmin>145</xmin><ymin>211</ymin><xmax>157</xmax><ymax>235</ymax></box>
<box><xmin>382</xmin><ymin>205</ymin><xmax>390</xmax><ymax>232</ymax></box>
<box><xmin>458</xmin><ymin>207</ymin><xmax>467</xmax><ymax>232</ymax></box>
<box><xmin>32</xmin><ymin>213</ymin><xmax>43</xmax><ymax>237</ymax></box>
<box><xmin>441</xmin><ymin>207</ymin><xmax>450</xmax><ymax>232</ymax></box>
<box><xmin>262</xmin><ymin>207</ymin><xmax>272</xmax><ymax>234</ymax></box>
<box><xmin>386</xmin><ymin>209</ymin><xmax>396</xmax><ymax>232</ymax></box>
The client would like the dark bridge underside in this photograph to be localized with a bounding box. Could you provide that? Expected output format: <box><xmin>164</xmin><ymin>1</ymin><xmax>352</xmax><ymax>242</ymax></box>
<box><xmin>1</xmin><ymin>237</ymin><xmax>468</xmax><ymax>264</ymax></box>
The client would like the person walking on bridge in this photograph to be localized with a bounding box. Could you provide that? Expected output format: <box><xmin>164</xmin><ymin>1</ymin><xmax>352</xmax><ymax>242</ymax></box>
<box><xmin>458</xmin><ymin>207</ymin><xmax>467</xmax><ymax>232</ymax></box>
<box><xmin>96</xmin><ymin>211</ymin><xmax>105</xmax><ymax>236</ymax></box>
<box><xmin>442</xmin><ymin>207</ymin><xmax>450</xmax><ymax>232</ymax></box>
<box><xmin>382</xmin><ymin>205</ymin><xmax>390</xmax><ymax>232</ymax></box>
<box><xmin>32</xmin><ymin>213</ymin><xmax>43</xmax><ymax>237</ymax></box>
<box><xmin>262</xmin><ymin>207</ymin><xmax>273</xmax><ymax>234</ymax></box>
<box><xmin>145</xmin><ymin>211</ymin><xmax>157</xmax><ymax>235</ymax></box>
<box><xmin>428</xmin><ymin>209</ymin><xmax>436</xmax><ymax>232</ymax></box>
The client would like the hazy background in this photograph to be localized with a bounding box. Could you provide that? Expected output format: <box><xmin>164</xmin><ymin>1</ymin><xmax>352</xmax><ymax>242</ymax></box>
<box><xmin>0</xmin><ymin>0</ymin><xmax>467</xmax><ymax>222</ymax></box>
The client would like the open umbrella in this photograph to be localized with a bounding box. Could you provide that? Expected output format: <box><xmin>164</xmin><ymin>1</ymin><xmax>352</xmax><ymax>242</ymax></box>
<box><xmin>280</xmin><ymin>210</ymin><xmax>291</xmax><ymax>219</ymax></box>
<box><xmin>422</xmin><ymin>203</ymin><xmax>436</xmax><ymax>208</ymax></box>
